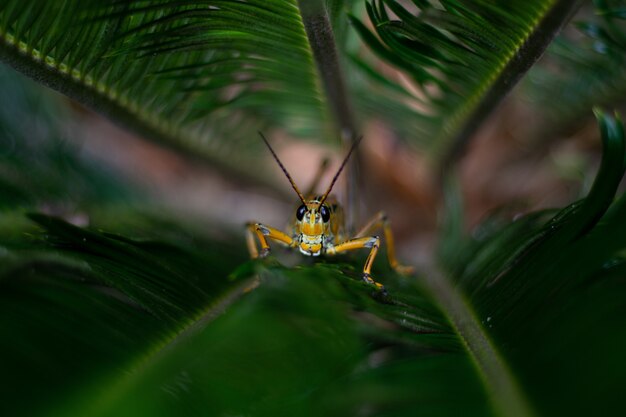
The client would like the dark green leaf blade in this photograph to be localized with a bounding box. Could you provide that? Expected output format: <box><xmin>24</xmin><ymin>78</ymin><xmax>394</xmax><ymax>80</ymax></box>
<box><xmin>440</xmin><ymin>110</ymin><xmax>626</xmax><ymax>416</ymax></box>
<box><xmin>4</xmin><ymin>107</ymin><xmax>626</xmax><ymax>417</ymax></box>
<box><xmin>52</xmin><ymin>264</ymin><xmax>495</xmax><ymax>417</ymax></box>
<box><xmin>0</xmin><ymin>212</ymin><xmax>248</xmax><ymax>417</ymax></box>
<box><xmin>1</xmin><ymin>212</ymin><xmax>497</xmax><ymax>417</ymax></box>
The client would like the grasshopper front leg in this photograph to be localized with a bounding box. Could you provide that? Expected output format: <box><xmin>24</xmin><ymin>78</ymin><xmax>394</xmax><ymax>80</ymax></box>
<box><xmin>326</xmin><ymin>236</ymin><xmax>386</xmax><ymax>290</ymax></box>
<box><xmin>246</xmin><ymin>222</ymin><xmax>295</xmax><ymax>258</ymax></box>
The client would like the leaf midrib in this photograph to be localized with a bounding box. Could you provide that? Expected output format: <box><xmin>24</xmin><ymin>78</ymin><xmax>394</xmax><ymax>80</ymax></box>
<box><xmin>421</xmin><ymin>268</ymin><xmax>536</xmax><ymax>417</ymax></box>
<box><xmin>54</xmin><ymin>276</ymin><xmax>257</xmax><ymax>417</ymax></box>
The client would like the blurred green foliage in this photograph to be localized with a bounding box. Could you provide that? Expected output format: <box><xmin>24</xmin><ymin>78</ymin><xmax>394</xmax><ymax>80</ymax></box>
<box><xmin>0</xmin><ymin>67</ymin><xmax>128</xmax><ymax>210</ymax></box>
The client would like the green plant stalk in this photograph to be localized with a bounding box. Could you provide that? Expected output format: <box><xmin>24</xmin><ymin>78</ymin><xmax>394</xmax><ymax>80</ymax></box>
<box><xmin>438</xmin><ymin>0</ymin><xmax>584</xmax><ymax>173</ymax></box>
<box><xmin>297</xmin><ymin>0</ymin><xmax>360</xmax><ymax>231</ymax></box>
<box><xmin>421</xmin><ymin>269</ymin><xmax>537</xmax><ymax>417</ymax></box>
<box><xmin>0</xmin><ymin>34</ymin><xmax>283</xmax><ymax>196</ymax></box>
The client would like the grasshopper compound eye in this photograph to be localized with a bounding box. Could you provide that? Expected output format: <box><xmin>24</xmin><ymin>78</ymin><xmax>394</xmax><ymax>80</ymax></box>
<box><xmin>296</xmin><ymin>205</ymin><xmax>307</xmax><ymax>221</ymax></box>
<box><xmin>320</xmin><ymin>205</ymin><xmax>330</xmax><ymax>223</ymax></box>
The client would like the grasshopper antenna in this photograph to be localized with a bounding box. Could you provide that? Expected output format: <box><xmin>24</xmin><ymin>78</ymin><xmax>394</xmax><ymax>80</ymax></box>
<box><xmin>259</xmin><ymin>132</ymin><xmax>307</xmax><ymax>204</ymax></box>
<box><xmin>319</xmin><ymin>136</ymin><xmax>363</xmax><ymax>206</ymax></box>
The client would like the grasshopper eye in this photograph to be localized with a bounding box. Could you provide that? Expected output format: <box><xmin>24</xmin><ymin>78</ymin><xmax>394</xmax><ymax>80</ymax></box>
<box><xmin>296</xmin><ymin>205</ymin><xmax>307</xmax><ymax>221</ymax></box>
<box><xmin>320</xmin><ymin>205</ymin><xmax>330</xmax><ymax>222</ymax></box>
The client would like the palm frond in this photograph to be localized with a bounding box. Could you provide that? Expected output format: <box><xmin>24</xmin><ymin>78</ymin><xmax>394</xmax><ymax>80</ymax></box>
<box><xmin>0</xmin><ymin>1</ymin><xmax>335</xmax><ymax>185</ymax></box>
<box><xmin>350</xmin><ymin>0</ymin><xmax>582</xmax><ymax>165</ymax></box>
<box><xmin>525</xmin><ymin>0</ymin><xmax>626</xmax><ymax>133</ymax></box>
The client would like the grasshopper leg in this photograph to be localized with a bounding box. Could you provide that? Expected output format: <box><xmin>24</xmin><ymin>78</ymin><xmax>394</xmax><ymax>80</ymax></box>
<box><xmin>355</xmin><ymin>211</ymin><xmax>414</xmax><ymax>275</ymax></box>
<box><xmin>246</xmin><ymin>222</ymin><xmax>294</xmax><ymax>258</ymax></box>
<box><xmin>326</xmin><ymin>236</ymin><xmax>386</xmax><ymax>291</ymax></box>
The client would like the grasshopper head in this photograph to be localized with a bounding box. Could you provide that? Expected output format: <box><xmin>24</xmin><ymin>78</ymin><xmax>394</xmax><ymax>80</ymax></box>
<box><xmin>294</xmin><ymin>199</ymin><xmax>331</xmax><ymax>256</ymax></box>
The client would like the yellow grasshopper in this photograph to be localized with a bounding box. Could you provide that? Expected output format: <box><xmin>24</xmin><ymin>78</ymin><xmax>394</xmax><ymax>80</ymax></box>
<box><xmin>246</xmin><ymin>133</ymin><xmax>413</xmax><ymax>291</ymax></box>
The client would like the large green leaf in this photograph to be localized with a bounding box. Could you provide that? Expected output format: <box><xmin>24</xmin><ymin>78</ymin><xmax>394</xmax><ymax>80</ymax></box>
<box><xmin>2</xmin><ymin>111</ymin><xmax>626</xmax><ymax>416</ymax></box>
<box><xmin>0</xmin><ymin>1</ymin><xmax>333</xmax><ymax>186</ymax></box>
<box><xmin>0</xmin><ymin>211</ymin><xmax>248</xmax><ymax>417</ymax></box>
<box><xmin>436</xmin><ymin>110</ymin><xmax>626</xmax><ymax>416</ymax></box>
<box><xmin>350</xmin><ymin>0</ymin><xmax>583</xmax><ymax>164</ymax></box>
<box><xmin>0</xmin><ymin>211</ymin><xmax>482</xmax><ymax>417</ymax></box>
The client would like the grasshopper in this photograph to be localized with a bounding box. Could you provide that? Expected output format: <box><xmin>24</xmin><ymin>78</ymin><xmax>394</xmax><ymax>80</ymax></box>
<box><xmin>246</xmin><ymin>133</ymin><xmax>413</xmax><ymax>290</ymax></box>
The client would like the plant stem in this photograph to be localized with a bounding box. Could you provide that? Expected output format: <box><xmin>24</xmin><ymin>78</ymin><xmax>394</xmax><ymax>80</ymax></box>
<box><xmin>297</xmin><ymin>0</ymin><xmax>360</xmax><ymax>231</ymax></box>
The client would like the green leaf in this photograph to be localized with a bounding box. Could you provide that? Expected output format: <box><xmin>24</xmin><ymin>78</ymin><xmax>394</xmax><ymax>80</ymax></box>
<box><xmin>0</xmin><ymin>1</ymin><xmax>332</xmax><ymax>185</ymax></box>
<box><xmin>436</xmin><ymin>110</ymin><xmax>626</xmax><ymax>416</ymax></box>
<box><xmin>1</xmin><ymin>0</ymin><xmax>590</xmax><ymax>175</ymax></box>
<box><xmin>351</xmin><ymin>0</ymin><xmax>583</xmax><ymax>164</ymax></box>
<box><xmin>1</xmin><ymin>211</ymin><xmax>490</xmax><ymax>416</ymax></box>
<box><xmin>0</xmin><ymin>211</ymin><xmax>249</xmax><ymax>417</ymax></box>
